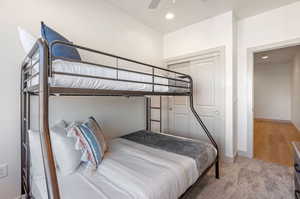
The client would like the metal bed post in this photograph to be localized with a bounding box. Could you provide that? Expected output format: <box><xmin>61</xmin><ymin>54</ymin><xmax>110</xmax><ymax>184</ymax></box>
<box><xmin>21</xmin><ymin>63</ymin><xmax>32</xmax><ymax>197</ymax></box>
<box><xmin>20</xmin><ymin>66</ymin><xmax>26</xmax><ymax>195</ymax></box>
<box><xmin>25</xmin><ymin>93</ymin><xmax>31</xmax><ymax>197</ymax></box>
<box><xmin>146</xmin><ymin>97</ymin><xmax>151</xmax><ymax>131</ymax></box>
<box><xmin>38</xmin><ymin>40</ymin><xmax>61</xmax><ymax>199</ymax></box>
<box><xmin>187</xmin><ymin>76</ymin><xmax>220</xmax><ymax>179</ymax></box>
<box><xmin>159</xmin><ymin>96</ymin><xmax>162</xmax><ymax>133</ymax></box>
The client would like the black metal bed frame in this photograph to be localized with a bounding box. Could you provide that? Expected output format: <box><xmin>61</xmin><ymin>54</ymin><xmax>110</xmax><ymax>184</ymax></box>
<box><xmin>20</xmin><ymin>39</ymin><xmax>219</xmax><ymax>199</ymax></box>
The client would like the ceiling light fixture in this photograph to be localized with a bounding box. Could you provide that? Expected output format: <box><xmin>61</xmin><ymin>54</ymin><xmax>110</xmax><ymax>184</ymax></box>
<box><xmin>261</xmin><ymin>56</ymin><xmax>269</xmax><ymax>60</ymax></box>
<box><xmin>165</xmin><ymin>12</ymin><xmax>175</xmax><ymax>20</ymax></box>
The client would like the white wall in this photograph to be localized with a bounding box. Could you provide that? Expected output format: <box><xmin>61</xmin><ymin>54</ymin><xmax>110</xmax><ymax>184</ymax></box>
<box><xmin>254</xmin><ymin>63</ymin><xmax>292</xmax><ymax>121</ymax></box>
<box><xmin>237</xmin><ymin>1</ymin><xmax>300</xmax><ymax>154</ymax></box>
<box><xmin>292</xmin><ymin>53</ymin><xmax>300</xmax><ymax>130</ymax></box>
<box><xmin>0</xmin><ymin>0</ymin><xmax>163</xmax><ymax>198</ymax></box>
<box><xmin>164</xmin><ymin>11</ymin><xmax>236</xmax><ymax>158</ymax></box>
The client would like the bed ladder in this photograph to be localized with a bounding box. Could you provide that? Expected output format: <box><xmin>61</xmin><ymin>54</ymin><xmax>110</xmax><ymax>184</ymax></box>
<box><xmin>146</xmin><ymin>97</ymin><xmax>162</xmax><ymax>132</ymax></box>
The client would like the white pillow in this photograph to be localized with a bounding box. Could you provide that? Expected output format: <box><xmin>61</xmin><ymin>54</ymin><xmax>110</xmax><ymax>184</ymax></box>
<box><xmin>17</xmin><ymin>27</ymin><xmax>37</xmax><ymax>54</ymax></box>
<box><xmin>28</xmin><ymin>121</ymin><xmax>82</xmax><ymax>177</ymax></box>
<box><xmin>18</xmin><ymin>27</ymin><xmax>40</xmax><ymax>74</ymax></box>
<box><xmin>28</xmin><ymin>130</ymin><xmax>45</xmax><ymax>178</ymax></box>
<box><xmin>50</xmin><ymin>121</ymin><xmax>82</xmax><ymax>176</ymax></box>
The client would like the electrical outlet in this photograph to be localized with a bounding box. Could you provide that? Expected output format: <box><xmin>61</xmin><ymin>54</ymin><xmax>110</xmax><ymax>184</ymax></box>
<box><xmin>0</xmin><ymin>164</ymin><xmax>8</xmax><ymax>179</ymax></box>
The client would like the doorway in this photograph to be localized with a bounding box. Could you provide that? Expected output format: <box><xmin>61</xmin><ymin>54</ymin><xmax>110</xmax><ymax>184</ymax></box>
<box><xmin>166</xmin><ymin>48</ymin><xmax>226</xmax><ymax>157</ymax></box>
<box><xmin>251</xmin><ymin>45</ymin><xmax>300</xmax><ymax>166</ymax></box>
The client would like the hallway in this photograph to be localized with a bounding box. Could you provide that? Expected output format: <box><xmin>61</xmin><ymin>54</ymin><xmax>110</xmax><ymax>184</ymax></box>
<box><xmin>254</xmin><ymin>119</ymin><xmax>300</xmax><ymax>166</ymax></box>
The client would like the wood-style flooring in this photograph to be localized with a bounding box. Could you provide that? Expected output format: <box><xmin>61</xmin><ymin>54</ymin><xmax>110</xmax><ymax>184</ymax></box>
<box><xmin>254</xmin><ymin>119</ymin><xmax>300</xmax><ymax>166</ymax></box>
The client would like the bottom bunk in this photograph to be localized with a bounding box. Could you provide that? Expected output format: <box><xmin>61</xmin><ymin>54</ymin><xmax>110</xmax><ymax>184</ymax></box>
<box><xmin>31</xmin><ymin>130</ymin><xmax>217</xmax><ymax>199</ymax></box>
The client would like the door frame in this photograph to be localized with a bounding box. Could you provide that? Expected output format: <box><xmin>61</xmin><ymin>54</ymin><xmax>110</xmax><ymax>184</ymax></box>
<box><xmin>165</xmin><ymin>46</ymin><xmax>225</xmax><ymax>66</ymax></box>
<box><xmin>246</xmin><ymin>38</ymin><xmax>300</xmax><ymax>158</ymax></box>
<box><xmin>164</xmin><ymin>46</ymin><xmax>226</xmax><ymax>153</ymax></box>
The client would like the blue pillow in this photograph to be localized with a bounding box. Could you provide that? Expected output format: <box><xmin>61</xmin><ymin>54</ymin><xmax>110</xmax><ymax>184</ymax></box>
<box><xmin>41</xmin><ymin>22</ymin><xmax>81</xmax><ymax>61</ymax></box>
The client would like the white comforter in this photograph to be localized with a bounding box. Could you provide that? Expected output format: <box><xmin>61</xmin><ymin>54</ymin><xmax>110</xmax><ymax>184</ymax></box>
<box><xmin>29</xmin><ymin>59</ymin><xmax>186</xmax><ymax>92</ymax></box>
<box><xmin>33</xmin><ymin>138</ymin><xmax>199</xmax><ymax>199</ymax></box>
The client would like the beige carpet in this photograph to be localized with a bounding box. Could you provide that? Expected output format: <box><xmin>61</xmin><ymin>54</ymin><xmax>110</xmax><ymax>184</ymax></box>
<box><xmin>185</xmin><ymin>157</ymin><xmax>294</xmax><ymax>199</ymax></box>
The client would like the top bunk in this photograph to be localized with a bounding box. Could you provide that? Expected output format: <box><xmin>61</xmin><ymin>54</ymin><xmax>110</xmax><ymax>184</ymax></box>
<box><xmin>21</xmin><ymin>39</ymin><xmax>192</xmax><ymax>97</ymax></box>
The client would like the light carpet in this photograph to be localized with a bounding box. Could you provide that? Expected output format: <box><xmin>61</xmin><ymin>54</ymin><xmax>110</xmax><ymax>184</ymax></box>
<box><xmin>185</xmin><ymin>157</ymin><xmax>294</xmax><ymax>199</ymax></box>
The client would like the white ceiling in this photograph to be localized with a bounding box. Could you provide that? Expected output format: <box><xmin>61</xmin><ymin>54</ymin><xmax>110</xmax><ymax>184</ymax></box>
<box><xmin>254</xmin><ymin>45</ymin><xmax>300</xmax><ymax>65</ymax></box>
<box><xmin>106</xmin><ymin>0</ymin><xmax>300</xmax><ymax>33</ymax></box>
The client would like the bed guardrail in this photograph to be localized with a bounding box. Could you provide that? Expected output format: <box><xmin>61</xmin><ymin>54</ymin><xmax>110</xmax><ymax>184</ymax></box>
<box><xmin>48</xmin><ymin>40</ymin><xmax>191</xmax><ymax>94</ymax></box>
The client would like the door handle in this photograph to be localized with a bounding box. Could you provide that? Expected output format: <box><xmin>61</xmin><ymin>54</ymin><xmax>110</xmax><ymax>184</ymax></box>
<box><xmin>214</xmin><ymin>110</ymin><xmax>220</xmax><ymax>115</ymax></box>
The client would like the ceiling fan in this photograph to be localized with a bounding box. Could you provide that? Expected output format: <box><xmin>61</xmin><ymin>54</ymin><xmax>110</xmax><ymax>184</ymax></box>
<box><xmin>148</xmin><ymin>0</ymin><xmax>176</xmax><ymax>9</ymax></box>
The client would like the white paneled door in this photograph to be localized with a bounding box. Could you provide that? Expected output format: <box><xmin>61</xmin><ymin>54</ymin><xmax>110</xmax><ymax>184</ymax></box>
<box><xmin>168</xmin><ymin>54</ymin><xmax>225</xmax><ymax>155</ymax></box>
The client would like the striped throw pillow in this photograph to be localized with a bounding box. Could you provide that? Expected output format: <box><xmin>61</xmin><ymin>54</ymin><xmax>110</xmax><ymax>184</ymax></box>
<box><xmin>67</xmin><ymin>117</ymin><xmax>107</xmax><ymax>168</ymax></box>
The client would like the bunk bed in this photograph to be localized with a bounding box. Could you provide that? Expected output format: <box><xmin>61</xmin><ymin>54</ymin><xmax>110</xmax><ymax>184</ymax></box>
<box><xmin>21</xmin><ymin>38</ymin><xmax>219</xmax><ymax>199</ymax></box>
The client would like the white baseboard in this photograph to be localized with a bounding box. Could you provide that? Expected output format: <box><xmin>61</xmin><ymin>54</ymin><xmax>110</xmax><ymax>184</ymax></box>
<box><xmin>255</xmin><ymin>118</ymin><xmax>291</xmax><ymax>123</ymax></box>
<box><xmin>238</xmin><ymin>150</ymin><xmax>252</xmax><ymax>158</ymax></box>
<box><xmin>221</xmin><ymin>154</ymin><xmax>237</xmax><ymax>163</ymax></box>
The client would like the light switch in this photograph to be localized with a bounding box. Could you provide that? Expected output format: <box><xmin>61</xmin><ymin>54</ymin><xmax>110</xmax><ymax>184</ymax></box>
<box><xmin>0</xmin><ymin>164</ymin><xmax>8</xmax><ymax>179</ymax></box>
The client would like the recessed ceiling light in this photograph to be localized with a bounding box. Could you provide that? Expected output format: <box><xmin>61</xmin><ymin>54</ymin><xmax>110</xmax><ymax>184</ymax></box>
<box><xmin>261</xmin><ymin>56</ymin><xmax>269</xmax><ymax>60</ymax></box>
<box><xmin>165</xmin><ymin>12</ymin><xmax>175</xmax><ymax>20</ymax></box>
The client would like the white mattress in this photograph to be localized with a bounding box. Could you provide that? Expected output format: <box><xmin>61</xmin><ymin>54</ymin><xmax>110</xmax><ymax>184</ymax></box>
<box><xmin>32</xmin><ymin>138</ymin><xmax>199</xmax><ymax>199</ymax></box>
<box><xmin>29</xmin><ymin>60</ymin><xmax>187</xmax><ymax>93</ymax></box>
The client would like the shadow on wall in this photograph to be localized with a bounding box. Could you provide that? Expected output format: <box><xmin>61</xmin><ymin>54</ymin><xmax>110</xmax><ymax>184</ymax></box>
<box><xmin>30</xmin><ymin>96</ymin><xmax>146</xmax><ymax>140</ymax></box>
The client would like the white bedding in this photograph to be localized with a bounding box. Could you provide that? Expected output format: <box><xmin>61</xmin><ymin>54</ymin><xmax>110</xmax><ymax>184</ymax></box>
<box><xmin>29</xmin><ymin>59</ymin><xmax>187</xmax><ymax>93</ymax></box>
<box><xmin>32</xmin><ymin>138</ymin><xmax>199</xmax><ymax>199</ymax></box>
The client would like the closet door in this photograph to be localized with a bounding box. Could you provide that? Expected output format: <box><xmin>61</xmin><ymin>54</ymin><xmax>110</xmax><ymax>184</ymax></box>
<box><xmin>168</xmin><ymin>54</ymin><xmax>225</xmax><ymax>155</ymax></box>
<box><xmin>168</xmin><ymin>62</ymin><xmax>191</xmax><ymax>137</ymax></box>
